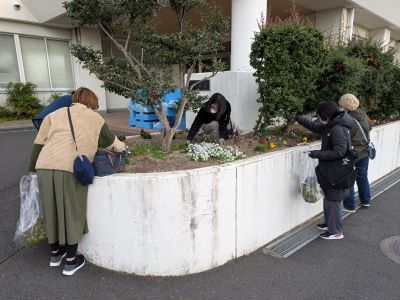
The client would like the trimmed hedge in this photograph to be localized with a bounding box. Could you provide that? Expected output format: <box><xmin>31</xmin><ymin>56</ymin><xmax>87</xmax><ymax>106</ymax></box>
<box><xmin>251</xmin><ymin>25</ymin><xmax>400</xmax><ymax>131</ymax></box>
<box><xmin>250</xmin><ymin>24</ymin><xmax>327</xmax><ymax>132</ymax></box>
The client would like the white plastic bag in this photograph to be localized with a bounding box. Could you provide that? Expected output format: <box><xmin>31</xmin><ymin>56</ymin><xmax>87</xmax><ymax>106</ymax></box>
<box><xmin>299</xmin><ymin>152</ymin><xmax>323</xmax><ymax>203</ymax></box>
<box><xmin>14</xmin><ymin>173</ymin><xmax>41</xmax><ymax>244</ymax></box>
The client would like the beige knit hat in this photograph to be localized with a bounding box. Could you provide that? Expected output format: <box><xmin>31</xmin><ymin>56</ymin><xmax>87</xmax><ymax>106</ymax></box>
<box><xmin>338</xmin><ymin>94</ymin><xmax>359</xmax><ymax>111</ymax></box>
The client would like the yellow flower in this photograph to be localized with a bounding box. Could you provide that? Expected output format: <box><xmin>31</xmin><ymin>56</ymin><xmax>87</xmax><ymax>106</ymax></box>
<box><xmin>282</xmin><ymin>139</ymin><xmax>287</xmax><ymax>145</ymax></box>
<box><xmin>269</xmin><ymin>142</ymin><xmax>277</xmax><ymax>149</ymax></box>
<box><xmin>302</xmin><ymin>136</ymin><xmax>308</xmax><ymax>143</ymax></box>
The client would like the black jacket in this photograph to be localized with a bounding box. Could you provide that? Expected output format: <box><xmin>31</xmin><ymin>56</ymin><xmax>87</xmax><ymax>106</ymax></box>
<box><xmin>187</xmin><ymin>101</ymin><xmax>231</xmax><ymax>142</ymax></box>
<box><xmin>296</xmin><ymin>111</ymin><xmax>354</xmax><ymax>161</ymax></box>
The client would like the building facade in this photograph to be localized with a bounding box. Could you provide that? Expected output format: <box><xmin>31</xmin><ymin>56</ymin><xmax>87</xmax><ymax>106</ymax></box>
<box><xmin>0</xmin><ymin>0</ymin><xmax>399</xmax><ymax>123</ymax></box>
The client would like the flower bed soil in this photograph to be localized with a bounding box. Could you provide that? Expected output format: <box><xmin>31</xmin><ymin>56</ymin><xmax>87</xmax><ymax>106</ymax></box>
<box><xmin>123</xmin><ymin>124</ymin><xmax>318</xmax><ymax>173</ymax></box>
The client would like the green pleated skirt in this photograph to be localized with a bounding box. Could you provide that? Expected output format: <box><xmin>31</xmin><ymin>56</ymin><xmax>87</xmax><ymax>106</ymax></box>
<box><xmin>37</xmin><ymin>169</ymin><xmax>88</xmax><ymax>245</ymax></box>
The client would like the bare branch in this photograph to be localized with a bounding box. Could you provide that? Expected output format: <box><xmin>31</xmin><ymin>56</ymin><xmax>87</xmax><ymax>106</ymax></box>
<box><xmin>184</xmin><ymin>61</ymin><xmax>197</xmax><ymax>88</ymax></box>
<box><xmin>188</xmin><ymin>71</ymin><xmax>218</xmax><ymax>90</ymax></box>
<box><xmin>98</xmin><ymin>23</ymin><xmax>142</xmax><ymax>78</ymax></box>
<box><xmin>124</xmin><ymin>27</ymin><xmax>133</xmax><ymax>53</ymax></box>
<box><xmin>151</xmin><ymin>100</ymin><xmax>170</xmax><ymax>130</ymax></box>
<box><xmin>172</xmin><ymin>96</ymin><xmax>187</xmax><ymax>130</ymax></box>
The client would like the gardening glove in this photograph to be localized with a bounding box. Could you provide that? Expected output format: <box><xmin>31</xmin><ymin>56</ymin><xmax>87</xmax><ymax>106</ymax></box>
<box><xmin>308</xmin><ymin>150</ymin><xmax>319</xmax><ymax>159</ymax></box>
<box><xmin>117</xmin><ymin>134</ymin><xmax>126</xmax><ymax>141</ymax></box>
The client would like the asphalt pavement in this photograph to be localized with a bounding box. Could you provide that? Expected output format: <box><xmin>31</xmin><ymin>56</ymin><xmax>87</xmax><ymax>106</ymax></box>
<box><xmin>1</xmin><ymin>124</ymin><xmax>400</xmax><ymax>300</ymax></box>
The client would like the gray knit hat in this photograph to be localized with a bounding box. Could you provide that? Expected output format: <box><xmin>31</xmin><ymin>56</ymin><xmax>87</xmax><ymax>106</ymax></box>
<box><xmin>338</xmin><ymin>94</ymin><xmax>359</xmax><ymax>111</ymax></box>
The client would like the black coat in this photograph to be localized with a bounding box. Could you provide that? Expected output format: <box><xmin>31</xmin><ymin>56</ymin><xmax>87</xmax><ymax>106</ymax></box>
<box><xmin>187</xmin><ymin>101</ymin><xmax>231</xmax><ymax>142</ymax></box>
<box><xmin>297</xmin><ymin>112</ymin><xmax>355</xmax><ymax>194</ymax></box>
<box><xmin>296</xmin><ymin>111</ymin><xmax>354</xmax><ymax>161</ymax></box>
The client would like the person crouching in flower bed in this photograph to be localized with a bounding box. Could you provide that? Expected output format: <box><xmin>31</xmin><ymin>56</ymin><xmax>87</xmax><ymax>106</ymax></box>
<box><xmin>28</xmin><ymin>87</ymin><xmax>126</xmax><ymax>276</ymax></box>
<box><xmin>187</xmin><ymin>93</ymin><xmax>231</xmax><ymax>142</ymax></box>
<box><xmin>295</xmin><ymin>101</ymin><xmax>354</xmax><ymax>240</ymax></box>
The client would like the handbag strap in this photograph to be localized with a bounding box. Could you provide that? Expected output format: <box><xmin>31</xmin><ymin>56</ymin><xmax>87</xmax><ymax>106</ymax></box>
<box><xmin>106</xmin><ymin>153</ymin><xmax>115</xmax><ymax>168</ymax></box>
<box><xmin>351</xmin><ymin>117</ymin><xmax>369</xmax><ymax>143</ymax></box>
<box><xmin>67</xmin><ymin>107</ymin><xmax>78</xmax><ymax>152</ymax></box>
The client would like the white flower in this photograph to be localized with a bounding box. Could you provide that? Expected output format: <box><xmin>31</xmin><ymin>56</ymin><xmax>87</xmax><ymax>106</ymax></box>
<box><xmin>187</xmin><ymin>142</ymin><xmax>244</xmax><ymax>163</ymax></box>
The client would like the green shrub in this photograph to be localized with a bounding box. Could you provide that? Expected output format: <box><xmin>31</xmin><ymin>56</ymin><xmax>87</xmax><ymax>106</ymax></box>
<box><xmin>6</xmin><ymin>82</ymin><xmax>43</xmax><ymax>117</ymax></box>
<box><xmin>376</xmin><ymin>65</ymin><xmax>400</xmax><ymax>120</ymax></box>
<box><xmin>316</xmin><ymin>46</ymin><xmax>365</xmax><ymax>106</ymax></box>
<box><xmin>250</xmin><ymin>23</ymin><xmax>328</xmax><ymax>132</ymax></box>
<box><xmin>344</xmin><ymin>40</ymin><xmax>399</xmax><ymax>118</ymax></box>
<box><xmin>47</xmin><ymin>92</ymin><xmax>62</xmax><ymax>104</ymax></box>
<box><xmin>0</xmin><ymin>105</ymin><xmax>18</xmax><ymax>121</ymax></box>
<box><xmin>0</xmin><ymin>106</ymin><xmax>12</xmax><ymax>117</ymax></box>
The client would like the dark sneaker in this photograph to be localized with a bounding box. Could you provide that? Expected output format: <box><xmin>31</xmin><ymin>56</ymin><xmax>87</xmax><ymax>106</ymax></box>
<box><xmin>343</xmin><ymin>207</ymin><xmax>356</xmax><ymax>213</ymax></box>
<box><xmin>316</xmin><ymin>223</ymin><xmax>328</xmax><ymax>231</ymax></box>
<box><xmin>319</xmin><ymin>232</ymin><xmax>344</xmax><ymax>240</ymax></box>
<box><xmin>62</xmin><ymin>255</ymin><xmax>85</xmax><ymax>276</ymax></box>
<box><xmin>360</xmin><ymin>203</ymin><xmax>370</xmax><ymax>207</ymax></box>
<box><xmin>49</xmin><ymin>247</ymin><xmax>66</xmax><ymax>267</ymax></box>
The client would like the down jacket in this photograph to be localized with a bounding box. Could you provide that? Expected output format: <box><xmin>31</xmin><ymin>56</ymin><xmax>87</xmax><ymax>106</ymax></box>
<box><xmin>187</xmin><ymin>101</ymin><xmax>231</xmax><ymax>142</ymax></box>
<box><xmin>296</xmin><ymin>111</ymin><xmax>354</xmax><ymax>160</ymax></box>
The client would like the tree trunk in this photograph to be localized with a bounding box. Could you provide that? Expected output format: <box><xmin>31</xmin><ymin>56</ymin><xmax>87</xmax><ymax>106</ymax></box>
<box><xmin>161</xmin><ymin>127</ymin><xmax>176</xmax><ymax>152</ymax></box>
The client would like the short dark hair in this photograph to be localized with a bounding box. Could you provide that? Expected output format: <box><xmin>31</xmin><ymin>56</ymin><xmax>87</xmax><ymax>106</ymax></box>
<box><xmin>317</xmin><ymin>101</ymin><xmax>339</xmax><ymax>122</ymax></box>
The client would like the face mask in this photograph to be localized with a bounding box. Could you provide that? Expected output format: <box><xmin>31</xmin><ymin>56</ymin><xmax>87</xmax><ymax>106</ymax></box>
<box><xmin>210</xmin><ymin>108</ymin><xmax>217</xmax><ymax>114</ymax></box>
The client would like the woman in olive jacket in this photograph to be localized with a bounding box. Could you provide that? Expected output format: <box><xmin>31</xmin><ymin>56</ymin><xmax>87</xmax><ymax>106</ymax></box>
<box><xmin>29</xmin><ymin>87</ymin><xmax>125</xmax><ymax>276</ymax></box>
<box><xmin>295</xmin><ymin>101</ymin><xmax>354</xmax><ymax>240</ymax></box>
<box><xmin>338</xmin><ymin>94</ymin><xmax>372</xmax><ymax>211</ymax></box>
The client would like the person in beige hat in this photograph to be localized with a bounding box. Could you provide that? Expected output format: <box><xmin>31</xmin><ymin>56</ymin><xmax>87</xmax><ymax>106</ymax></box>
<box><xmin>338</xmin><ymin>93</ymin><xmax>372</xmax><ymax>212</ymax></box>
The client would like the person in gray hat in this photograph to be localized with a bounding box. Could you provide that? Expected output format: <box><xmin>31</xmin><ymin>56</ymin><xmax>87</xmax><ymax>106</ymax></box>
<box><xmin>338</xmin><ymin>93</ymin><xmax>373</xmax><ymax>211</ymax></box>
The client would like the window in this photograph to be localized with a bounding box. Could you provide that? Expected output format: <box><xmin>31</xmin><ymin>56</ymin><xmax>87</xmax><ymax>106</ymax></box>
<box><xmin>20</xmin><ymin>37</ymin><xmax>50</xmax><ymax>88</ymax></box>
<box><xmin>47</xmin><ymin>40</ymin><xmax>74</xmax><ymax>88</ymax></box>
<box><xmin>0</xmin><ymin>35</ymin><xmax>20</xmax><ymax>87</ymax></box>
<box><xmin>0</xmin><ymin>33</ymin><xmax>74</xmax><ymax>90</ymax></box>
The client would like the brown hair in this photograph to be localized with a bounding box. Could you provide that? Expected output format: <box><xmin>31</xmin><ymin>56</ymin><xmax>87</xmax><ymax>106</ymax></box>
<box><xmin>72</xmin><ymin>87</ymin><xmax>99</xmax><ymax>110</ymax></box>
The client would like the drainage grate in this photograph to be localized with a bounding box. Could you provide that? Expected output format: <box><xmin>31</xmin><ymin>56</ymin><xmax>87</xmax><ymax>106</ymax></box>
<box><xmin>380</xmin><ymin>236</ymin><xmax>400</xmax><ymax>265</ymax></box>
<box><xmin>264</xmin><ymin>168</ymin><xmax>400</xmax><ymax>258</ymax></box>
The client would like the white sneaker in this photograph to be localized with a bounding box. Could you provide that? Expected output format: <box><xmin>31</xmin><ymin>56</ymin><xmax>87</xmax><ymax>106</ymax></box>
<box><xmin>319</xmin><ymin>232</ymin><xmax>344</xmax><ymax>240</ymax></box>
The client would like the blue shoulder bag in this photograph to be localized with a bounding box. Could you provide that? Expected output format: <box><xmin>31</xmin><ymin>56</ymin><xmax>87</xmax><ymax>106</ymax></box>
<box><xmin>67</xmin><ymin>107</ymin><xmax>95</xmax><ymax>186</ymax></box>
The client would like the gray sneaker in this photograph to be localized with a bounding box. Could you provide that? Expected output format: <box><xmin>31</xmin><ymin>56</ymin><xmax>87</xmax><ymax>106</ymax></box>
<box><xmin>49</xmin><ymin>248</ymin><xmax>66</xmax><ymax>267</ymax></box>
<box><xmin>62</xmin><ymin>255</ymin><xmax>85</xmax><ymax>276</ymax></box>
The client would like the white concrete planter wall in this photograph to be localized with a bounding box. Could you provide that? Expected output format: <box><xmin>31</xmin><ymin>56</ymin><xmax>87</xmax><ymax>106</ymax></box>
<box><xmin>79</xmin><ymin>121</ymin><xmax>400</xmax><ymax>276</ymax></box>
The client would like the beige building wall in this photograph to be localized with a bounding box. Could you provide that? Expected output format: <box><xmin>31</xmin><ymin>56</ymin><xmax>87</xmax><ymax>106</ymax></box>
<box><xmin>353</xmin><ymin>24</ymin><xmax>369</xmax><ymax>39</ymax></box>
<box><xmin>73</xmin><ymin>28</ymin><xmax>107</xmax><ymax>111</ymax></box>
<box><xmin>315</xmin><ymin>8</ymin><xmax>348</xmax><ymax>44</ymax></box>
<box><xmin>0</xmin><ymin>20</ymin><xmax>73</xmax><ymax>107</ymax></box>
<box><xmin>0</xmin><ymin>1</ymin><xmax>37</xmax><ymax>22</ymax></box>
<box><xmin>0</xmin><ymin>22</ymin><xmax>110</xmax><ymax>110</ymax></box>
<box><xmin>352</xmin><ymin>0</ymin><xmax>400</xmax><ymax>28</ymax></box>
<box><xmin>0</xmin><ymin>19</ymin><xmax>71</xmax><ymax>39</ymax></box>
